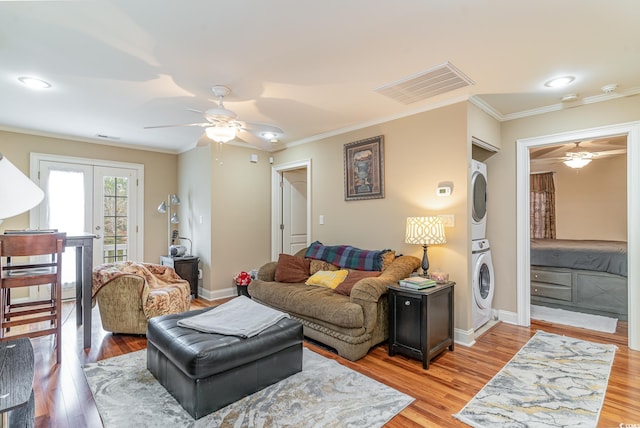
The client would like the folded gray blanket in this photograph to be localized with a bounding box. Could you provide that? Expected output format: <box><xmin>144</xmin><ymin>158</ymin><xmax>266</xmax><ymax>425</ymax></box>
<box><xmin>177</xmin><ymin>296</ymin><xmax>290</xmax><ymax>338</ymax></box>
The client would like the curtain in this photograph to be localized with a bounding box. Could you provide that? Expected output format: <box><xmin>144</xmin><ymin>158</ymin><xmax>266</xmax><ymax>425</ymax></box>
<box><xmin>530</xmin><ymin>172</ymin><xmax>556</xmax><ymax>239</ymax></box>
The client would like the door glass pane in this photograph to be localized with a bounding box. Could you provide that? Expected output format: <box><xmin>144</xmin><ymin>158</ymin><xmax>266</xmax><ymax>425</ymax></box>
<box><xmin>101</xmin><ymin>176</ymin><xmax>129</xmax><ymax>263</ymax></box>
<box><xmin>47</xmin><ymin>170</ymin><xmax>85</xmax><ymax>286</ymax></box>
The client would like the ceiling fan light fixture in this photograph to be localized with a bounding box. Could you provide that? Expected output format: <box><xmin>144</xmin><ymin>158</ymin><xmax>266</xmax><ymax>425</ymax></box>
<box><xmin>563</xmin><ymin>157</ymin><xmax>592</xmax><ymax>169</ymax></box>
<box><xmin>206</xmin><ymin>125</ymin><xmax>237</xmax><ymax>143</ymax></box>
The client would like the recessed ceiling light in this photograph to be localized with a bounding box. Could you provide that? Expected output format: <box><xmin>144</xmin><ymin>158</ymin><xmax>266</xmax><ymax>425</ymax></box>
<box><xmin>18</xmin><ymin>76</ymin><xmax>51</xmax><ymax>89</ymax></box>
<box><xmin>544</xmin><ymin>76</ymin><xmax>575</xmax><ymax>88</ymax></box>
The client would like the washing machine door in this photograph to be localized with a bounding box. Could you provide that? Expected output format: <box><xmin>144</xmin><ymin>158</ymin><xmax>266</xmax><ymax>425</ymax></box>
<box><xmin>472</xmin><ymin>170</ymin><xmax>487</xmax><ymax>223</ymax></box>
<box><xmin>473</xmin><ymin>252</ymin><xmax>494</xmax><ymax>309</ymax></box>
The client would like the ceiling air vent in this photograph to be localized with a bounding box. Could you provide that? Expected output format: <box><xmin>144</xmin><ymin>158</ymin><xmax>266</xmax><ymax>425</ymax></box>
<box><xmin>375</xmin><ymin>62</ymin><xmax>474</xmax><ymax>105</ymax></box>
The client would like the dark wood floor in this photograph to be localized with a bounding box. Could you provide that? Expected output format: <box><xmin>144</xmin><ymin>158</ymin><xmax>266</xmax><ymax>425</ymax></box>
<box><xmin>22</xmin><ymin>298</ymin><xmax>640</xmax><ymax>427</ymax></box>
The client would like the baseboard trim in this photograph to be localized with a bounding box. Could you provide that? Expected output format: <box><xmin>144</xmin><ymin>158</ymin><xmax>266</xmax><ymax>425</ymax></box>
<box><xmin>197</xmin><ymin>286</ymin><xmax>237</xmax><ymax>302</ymax></box>
<box><xmin>454</xmin><ymin>327</ymin><xmax>476</xmax><ymax>347</ymax></box>
<box><xmin>498</xmin><ymin>309</ymin><xmax>520</xmax><ymax>325</ymax></box>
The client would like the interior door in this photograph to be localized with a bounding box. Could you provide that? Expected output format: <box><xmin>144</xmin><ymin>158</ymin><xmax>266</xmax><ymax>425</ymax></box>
<box><xmin>282</xmin><ymin>169</ymin><xmax>308</xmax><ymax>255</ymax></box>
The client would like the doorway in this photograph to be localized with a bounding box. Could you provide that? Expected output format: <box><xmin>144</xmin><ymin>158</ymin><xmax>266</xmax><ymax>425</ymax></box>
<box><xmin>29</xmin><ymin>153</ymin><xmax>144</xmax><ymax>298</ymax></box>
<box><xmin>271</xmin><ymin>159</ymin><xmax>311</xmax><ymax>259</ymax></box>
<box><xmin>516</xmin><ymin>121</ymin><xmax>640</xmax><ymax>350</ymax></box>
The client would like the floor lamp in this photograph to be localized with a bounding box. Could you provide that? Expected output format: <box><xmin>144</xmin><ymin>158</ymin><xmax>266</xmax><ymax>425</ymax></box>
<box><xmin>405</xmin><ymin>216</ymin><xmax>447</xmax><ymax>277</ymax></box>
<box><xmin>157</xmin><ymin>194</ymin><xmax>180</xmax><ymax>256</ymax></box>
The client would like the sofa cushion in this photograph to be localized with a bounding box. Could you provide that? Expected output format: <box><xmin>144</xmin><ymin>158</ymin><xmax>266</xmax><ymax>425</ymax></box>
<box><xmin>274</xmin><ymin>254</ymin><xmax>310</xmax><ymax>283</ymax></box>
<box><xmin>305</xmin><ymin>241</ymin><xmax>392</xmax><ymax>271</ymax></box>
<box><xmin>309</xmin><ymin>259</ymin><xmax>339</xmax><ymax>275</ymax></box>
<box><xmin>249</xmin><ymin>282</ymin><xmax>365</xmax><ymax>329</ymax></box>
<box><xmin>334</xmin><ymin>270</ymin><xmax>381</xmax><ymax>296</ymax></box>
<box><xmin>305</xmin><ymin>269</ymin><xmax>349</xmax><ymax>289</ymax></box>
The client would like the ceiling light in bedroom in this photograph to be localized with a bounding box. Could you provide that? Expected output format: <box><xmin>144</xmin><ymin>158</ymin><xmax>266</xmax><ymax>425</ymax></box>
<box><xmin>563</xmin><ymin>157</ymin><xmax>592</xmax><ymax>169</ymax></box>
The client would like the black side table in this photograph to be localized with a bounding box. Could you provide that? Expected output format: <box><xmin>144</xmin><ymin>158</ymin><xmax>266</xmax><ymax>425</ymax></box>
<box><xmin>160</xmin><ymin>255</ymin><xmax>200</xmax><ymax>298</ymax></box>
<box><xmin>388</xmin><ymin>282</ymin><xmax>455</xmax><ymax>369</ymax></box>
<box><xmin>0</xmin><ymin>338</ymin><xmax>35</xmax><ymax>427</ymax></box>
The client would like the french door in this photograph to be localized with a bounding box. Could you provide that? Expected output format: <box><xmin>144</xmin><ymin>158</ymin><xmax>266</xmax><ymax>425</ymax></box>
<box><xmin>30</xmin><ymin>154</ymin><xmax>144</xmax><ymax>299</ymax></box>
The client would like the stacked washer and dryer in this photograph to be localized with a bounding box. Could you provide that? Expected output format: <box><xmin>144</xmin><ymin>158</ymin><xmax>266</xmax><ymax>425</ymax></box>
<box><xmin>471</xmin><ymin>160</ymin><xmax>495</xmax><ymax>331</ymax></box>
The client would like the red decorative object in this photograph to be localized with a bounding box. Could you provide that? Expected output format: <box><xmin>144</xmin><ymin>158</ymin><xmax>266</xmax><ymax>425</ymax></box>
<box><xmin>234</xmin><ymin>271</ymin><xmax>252</xmax><ymax>286</ymax></box>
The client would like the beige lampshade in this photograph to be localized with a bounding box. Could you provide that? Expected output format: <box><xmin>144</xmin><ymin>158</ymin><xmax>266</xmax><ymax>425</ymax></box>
<box><xmin>0</xmin><ymin>154</ymin><xmax>44</xmax><ymax>220</ymax></box>
<box><xmin>405</xmin><ymin>216</ymin><xmax>446</xmax><ymax>245</ymax></box>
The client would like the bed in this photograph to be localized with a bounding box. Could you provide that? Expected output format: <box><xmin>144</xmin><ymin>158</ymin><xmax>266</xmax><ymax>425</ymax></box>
<box><xmin>530</xmin><ymin>239</ymin><xmax>628</xmax><ymax>320</ymax></box>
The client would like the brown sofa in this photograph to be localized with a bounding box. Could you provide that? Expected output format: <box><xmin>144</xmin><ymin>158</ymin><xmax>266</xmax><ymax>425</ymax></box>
<box><xmin>248</xmin><ymin>249</ymin><xmax>420</xmax><ymax>361</ymax></box>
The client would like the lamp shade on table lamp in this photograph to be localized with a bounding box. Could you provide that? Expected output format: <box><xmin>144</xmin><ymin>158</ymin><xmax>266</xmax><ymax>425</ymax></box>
<box><xmin>405</xmin><ymin>216</ymin><xmax>446</xmax><ymax>276</ymax></box>
<box><xmin>0</xmin><ymin>154</ymin><xmax>44</xmax><ymax>220</ymax></box>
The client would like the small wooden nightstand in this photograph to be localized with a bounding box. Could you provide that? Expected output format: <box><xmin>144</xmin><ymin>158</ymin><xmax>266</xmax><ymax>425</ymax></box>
<box><xmin>160</xmin><ymin>255</ymin><xmax>200</xmax><ymax>298</ymax></box>
<box><xmin>387</xmin><ymin>281</ymin><xmax>455</xmax><ymax>369</ymax></box>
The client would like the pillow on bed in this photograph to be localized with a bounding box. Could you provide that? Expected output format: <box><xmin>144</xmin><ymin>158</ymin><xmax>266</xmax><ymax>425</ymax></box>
<box><xmin>274</xmin><ymin>253</ymin><xmax>310</xmax><ymax>283</ymax></box>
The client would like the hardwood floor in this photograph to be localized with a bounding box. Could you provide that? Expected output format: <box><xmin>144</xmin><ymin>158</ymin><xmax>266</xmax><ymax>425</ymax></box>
<box><xmin>22</xmin><ymin>298</ymin><xmax>640</xmax><ymax>427</ymax></box>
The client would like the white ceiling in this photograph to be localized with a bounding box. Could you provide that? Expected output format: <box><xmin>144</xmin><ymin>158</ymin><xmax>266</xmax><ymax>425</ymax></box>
<box><xmin>1</xmin><ymin>1</ymin><xmax>639</xmax><ymax>153</ymax></box>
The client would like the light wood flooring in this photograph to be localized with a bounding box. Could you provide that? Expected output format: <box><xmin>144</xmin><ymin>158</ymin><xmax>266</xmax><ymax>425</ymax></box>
<box><xmin>18</xmin><ymin>298</ymin><xmax>640</xmax><ymax>427</ymax></box>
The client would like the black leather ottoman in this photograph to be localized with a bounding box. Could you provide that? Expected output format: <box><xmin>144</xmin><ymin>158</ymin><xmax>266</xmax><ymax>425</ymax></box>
<box><xmin>146</xmin><ymin>307</ymin><xmax>303</xmax><ymax>419</ymax></box>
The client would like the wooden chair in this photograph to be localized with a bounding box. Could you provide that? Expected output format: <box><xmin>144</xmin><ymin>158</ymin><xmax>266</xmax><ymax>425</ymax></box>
<box><xmin>0</xmin><ymin>232</ymin><xmax>66</xmax><ymax>364</ymax></box>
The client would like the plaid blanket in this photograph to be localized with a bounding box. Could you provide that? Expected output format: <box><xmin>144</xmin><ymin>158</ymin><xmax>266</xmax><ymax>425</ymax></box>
<box><xmin>305</xmin><ymin>241</ymin><xmax>389</xmax><ymax>271</ymax></box>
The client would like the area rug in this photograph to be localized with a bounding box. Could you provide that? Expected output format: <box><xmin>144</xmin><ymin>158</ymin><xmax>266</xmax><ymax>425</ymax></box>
<box><xmin>83</xmin><ymin>347</ymin><xmax>413</xmax><ymax>427</ymax></box>
<box><xmin>454</xmin><ymin>331</ymin><xmax>616</xmax><ymax>428</ymax></box>
<box><xmin>531</xmin><ymin>304</ymin><xmax>618</xmax><ymax>333</ymax></box>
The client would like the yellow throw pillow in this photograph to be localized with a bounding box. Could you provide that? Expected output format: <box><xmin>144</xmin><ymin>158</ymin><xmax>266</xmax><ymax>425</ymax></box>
<box><xmin>305</xmin><ymin>269</ymin><xmax>349</xmax><ymax>289</ymax></box>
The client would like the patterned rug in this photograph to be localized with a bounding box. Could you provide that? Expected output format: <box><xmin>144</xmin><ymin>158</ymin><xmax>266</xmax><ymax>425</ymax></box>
<box><xmin>454</xmin><ymin>331</ymin><xmax>616</xmax><ymax>427</ymax></box>
<box><xmin>83</xmin><ymin>347</ymin><xmax>413</xmax><ymax>427</ymax></box>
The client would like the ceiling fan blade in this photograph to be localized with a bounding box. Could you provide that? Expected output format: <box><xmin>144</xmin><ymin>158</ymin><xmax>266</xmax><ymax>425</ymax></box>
<box><xmin>239</xmin><ymin>121</ymin><xmax>284</xmax><ymax>135</ymax></box>
<box><xmin>594</xmin><ymin>149</ymin><xmax>627</xmax><ymax>157</ymax></box>
<box><xmin>236</xmin><ymin>129</ymin><xmax>273</xmax><ymax>151</ymax></box>
<box><xmin>144</xmin><ymin>122</ymin><xmax>211</xmax><ymax>129</ymax></box>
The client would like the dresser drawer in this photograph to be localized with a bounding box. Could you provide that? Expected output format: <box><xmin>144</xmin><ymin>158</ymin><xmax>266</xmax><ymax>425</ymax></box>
<box><xmin>531</xmin><ymin>282</ymin><xmax>572</xmax><ymax>301</ymax></box>
<box><xmin>530</xmin><ymin>268</ymin><xmax>572</xmax><ymax>286</ymax></box>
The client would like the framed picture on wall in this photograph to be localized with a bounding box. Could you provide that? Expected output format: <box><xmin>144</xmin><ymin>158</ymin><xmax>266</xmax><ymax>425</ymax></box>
<box><xmin>344</xmin><ymin>135</ymin><xmax>385</xmax><ymax>201</ymax></box>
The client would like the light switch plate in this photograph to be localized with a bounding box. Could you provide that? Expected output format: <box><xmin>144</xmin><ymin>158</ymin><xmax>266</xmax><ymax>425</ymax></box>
<box><xmin>439</xmin><ymin>214</ymin><xmax>455</xmax><ymax>227</ymax></box>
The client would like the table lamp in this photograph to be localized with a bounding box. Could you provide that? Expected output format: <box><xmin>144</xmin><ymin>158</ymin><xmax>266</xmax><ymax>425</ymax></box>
<box><xmin>405</xmin><ymin>216</ymin><xmax>446</xmax><ymax>277</ymax></box>
<box><xmin>0</xmin><ymin>153</ymin><xmax>45</xmax><ymax>223</ymax></box>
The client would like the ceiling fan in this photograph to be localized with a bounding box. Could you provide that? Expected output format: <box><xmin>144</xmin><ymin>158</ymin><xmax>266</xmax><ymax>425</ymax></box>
<box><xmin>531</xmin><ymin>141</ymin><xmax>626</xmax><ymax>169</ymax></box>
<box><xmin>561</xmin><ymin>142</ymin><xmax>627</xmax><ymax>168</ymax></box>
<box><xmin>145</xmin><ymin>85</ymin><xmax>284</xmax><ymax>151</ymax></box>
